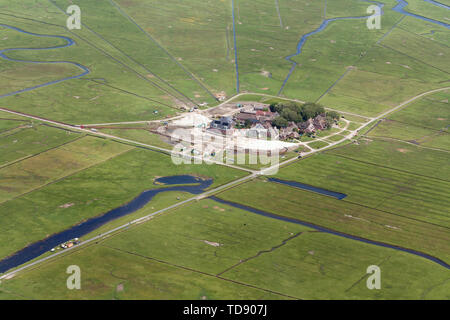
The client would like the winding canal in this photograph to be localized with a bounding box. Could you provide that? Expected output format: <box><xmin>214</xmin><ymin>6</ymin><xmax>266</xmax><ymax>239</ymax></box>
<box><xmin>0</xmin><ymin>24</ymin><xmax>90</xmax><ymax>99</ymax></box>
<box><xmin>0</xmin><ymin>175</ymin><xmax>212</xmax><ymax>274</ymax></box>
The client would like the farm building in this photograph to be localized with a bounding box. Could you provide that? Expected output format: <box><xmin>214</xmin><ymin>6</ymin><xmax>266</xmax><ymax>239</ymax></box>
<box><xmin>210</xmin><ymin>116</ymin><xmax>233</xmax><ymax>130</ymax></box>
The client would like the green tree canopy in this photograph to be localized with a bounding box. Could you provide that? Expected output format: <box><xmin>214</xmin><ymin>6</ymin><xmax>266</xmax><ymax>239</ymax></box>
<box><xmin>272</xmin><ymin>116</ymin><xmax>289</xmax><ymax>128</ymax></box>
<box><xmin>271</xmin><ymin>101</ymin><xmax>326</xmax><ymax>124</ymax></box>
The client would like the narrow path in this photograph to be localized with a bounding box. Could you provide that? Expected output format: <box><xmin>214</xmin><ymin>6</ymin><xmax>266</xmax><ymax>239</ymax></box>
<box><xmin>108</xmin><ymin>0</ymin><xmax>218</xmax><ymax>102</ymax></box>
<box><xmin>0</xmin><ymin>106</ymin><xmax>255</xmax><ymax>173</ymax></box>
<box><xmin>366</xmin><ymin>135</ymin><xmax>450</xmax><ymax>153</ymax></box>
<box><xmin>305</xmin><ymin>118</ymin><xmax>350</xmax><ymax>149</ymax></box>
<box><xmin>231</xmin><ymin>0</ymin><xmax>240</xmax><ymax>93</ymax></box>
<box><xmin>275</xmin><ymin>0</ymin><xmax>283</xmax><ymax>28</ymax></box>
<box><xmin>47</xmin><ymin>0</ymin><xmax>196</xmax><ymax>108</ymax></box>
<box><xmin>0</xmin><ymin>75</ymin><xmax>449</xmax><ymax>281</ymax></box>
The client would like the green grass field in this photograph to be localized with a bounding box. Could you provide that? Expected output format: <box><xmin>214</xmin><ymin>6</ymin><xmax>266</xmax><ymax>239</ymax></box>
<box><xmin>274</xmin><ymin>153</ymin><xmax>450</xmax><ymax>227</ymax></box>
<box><xmin>0</xmin><ymin>135</ymin><xmax>133</xmax><ymax>203</ymax></box>
<box><xmin>0</xmin><ymin>245</ymin><xmax>283</xmax><ymax>300</ymax></box>
<box><xmin>0</xmin><ymin>141</ymin><xmax>248</xmax><ymax>262</ymax></box>
<box><xmin>329</xmin><ymin>138</ymin><xmax>450</xmax><ymax>180</ymax></box>
<box><xmin>99</xmin><ymin>127</ymin><xmax>173</xmax><ymax>150</ymax></box>
<box><xmin>0</xmin><ymin>122</ymin><xmax>82</xmax><ymax>166</ymax></box>
<box><xmin>367</xmin><ymin>90</ymin><xmax>449</xmax><ymax>150</ymax></box>
<box><xmin>0</xmin><ymin>118</ymin><xmax>29</xmax><ymax>135</ymax></box>
<box><xmin>0</xmin><ymin>0</ymin><xmax>449</xmax><ymax>300</ymax></box>
<box><xmin>1</xmin><ymin>198</ymin><xmax>448</xmax><ymax>299</ymax></box>
<box><xmin>216</xmin><ymin>179</ymin><xmax>450</xmax><ymax>263</ymax></box>
<box><xmin>222</xmin><ymin>231</ymin><xmax>450</xmax><ymax>299</ymax></box>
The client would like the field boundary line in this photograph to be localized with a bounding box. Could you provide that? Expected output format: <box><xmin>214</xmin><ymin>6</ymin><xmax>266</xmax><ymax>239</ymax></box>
<box><xmin>379</xmin><ymin>42</ymin><xmax>450</xmax><ymax>75</ymax></box>
<box><xmin>373</xmin><ymin>86</ymin><xmax>450</xmax><ymax>119</ymax></box>
<box><xmin>316</xmin><ymin>67</ymin><xmax>354</xmax><ymax>103</ymax></box>
<box><xmin>395</xmin><ymin>24</ymin><xmax>450</xmax><ymax>49</ymax></box>
<box><xmin>108</xmin><ymin>0</ymin><xmax>218</xmax><ymax>102</ymax></box>
<box><xmin>0</xmin><ymin>143</ymin><xmax>136</xmax><ymax>206</ymax></box>
<box><xmin>328</xmin><ymin>152</ymin><xmax>450</xmax><ymax>183</ymax></box>
<box><xmin>101</xmin><ymin>244</ymin><xmax>301</xmax><ymax>300</ymax></box>
<box><xmin>84</xmin><ymin>79</ymin><xmax>179</xmax><ymax>110</ymax></box>
<box><xmin>209</xmin><ymin>196</ymin><xmax>450</xmax><ymax>269</ymax></box>
<box><xmin>420</xmin><ymin>278</ymin><xmax>450</xmax><ymax>299</ymax></box>
<box><xmin>341</xmin><ymin>197</ymin><xmax>450</xmax><ymax>230</ymax></box>
<box><xmin>216</xmin><ymin>231</ymin><xmax>304</xmax><ymax>276</ymax></box>
<box><xmin>344</xmin><ymin>255</ymin><xmax>392</xmax><ymax>293</ymax></box>
<box><xmin>0</xmin><ymin>124</ymin><xmax>28</xmax><ymax>136</ymax></box>
<box><xmin>275</xmin><ymin>0</ymin><xmax>283</xmax><ymax>28</ymax></box>
<box><xmin>0</xmin><ymin>117</ymin><xmax>28</xmax><ymax>122</ymax></box>
<box><xmin>363</xmin><ymin>119</ymin><xmax>382</xmax><ymax>135</ymax></box>
<box><xmin>45</xmin><ymin>0</ymin><xmax>193</xmax><ymax>109</ymax></box>
<box><xmin>266</xmin><ymin>176</ymin><xmax>450</xmax><ymax>231</ymax></box>
<box><xmin>0</xmin><ymin>131</ymin><xmax>85</xmax><ymax>170</ymax></box>
<box><xmin>317</xmin><ymin>14</ymin><xmax>407</xmax><ymax>103</ymax></box>
<box><xmin>376</xmin><ymin>15</ymin><xmax>406</xmax><ymax>44</ymax></box>
<box><xmin>231</xmin><ymin>0</ymin><xmax>240</xmax><ymax>93</ymax></box>
<box><xmin>386</xmin><ymin>118</ymin><xmax>450</xmax><ymax>132</ymax></box>
<box><xmin>364</xmin><ymin>135</ymin><xmax>450</xmax><ymax>153</ymax></box>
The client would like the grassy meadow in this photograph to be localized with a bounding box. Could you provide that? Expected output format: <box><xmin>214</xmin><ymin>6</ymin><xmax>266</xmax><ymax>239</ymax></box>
<box><xmin>0</xmin><ymin>0</ymin><xmax>449</xmax><ymax>300</ymax></box>
<box><xmin>216</xmin><ymin>178</ymin><xmax>450</xmax><ymax>263</ymax></box>
<box><xmin>0</xmin><ymin>138</ymin><xmax>248</xmax><ymax>262</ymax></box>
<box><xmin>1</xmin><ymin>198</ymin><xmax>448</xmax><ymax>299</ymax></box>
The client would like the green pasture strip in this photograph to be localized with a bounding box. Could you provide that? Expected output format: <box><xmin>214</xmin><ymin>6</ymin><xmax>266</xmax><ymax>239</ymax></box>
<box><xmin>99</xmin><ymin>128</ymin><xmax>173</xmax><ymax>150</ymax></box>
<box><xmin>380</xmin><ymin>27</ymin><xmax>450</xmax><ymax>73</ymax></box>
<box><xmin>307</xmin><ymin>140</ymin><xmax>330</xmax><ymax>149</ymax></box>
<box><xmin>0</xmin><ymin>244</ymin><xmax>285</xmax><ymax>299</ymax></box>
<box><xmin>0</xmin><ymin>15</ymin><xmax>181</xmax><ymax>123</ymax></box>
<box><xmin>0</xmin><ymin>119</ymin><xmax>27</xmax><ymax>134</ymax></box>
<box><xmin>215</xmin><ymin>179</ymin><xmax>450</xmax><ymax>263</ymax></box>
<box><xmin>222</xmin><ymin>231</ymin><xmax>450</xmax><ymax>299</ymax></box>
<box><xmin>368</xmin><ymin>120</ymin><xmax>450</xmax><ymax>150</ymax></box>
<box><xmin>0</xmin><ymin>123</ymin><xmax>82</xmax><ymax>166</ymax></box>
<box><xmin>114</xmin><ymin>0</ymin><xmax>236</xmax><ymax>100</ymax></box>
<box><xmin>273</xmin><ymin>153</ymin><xmax>450</xmax><ymax>227</ymax></box>
<box><xmin>283</xmin><ymin>7</ymin><xmax>401</xmax><ymax>102</ymax></box>
<box><xmin>405</xmin><ymin>0</ymin><xmax>450</xmax><ymax>25</ymax></box>
<box><xmin>388</xmin><ymin>90</ymin><xmax>449</xmax><ymax>131</ymax></box>
<box><xmin>0</xmin><ymin>59</ymin><xmax>81</xmax><ymax>97</ymax></box>
<box><xmin>328</xmin><ymin>138</ymin><xmax>450</xmax><ymax>181</ymax></box>
<box><xmin>0</xmin><ymin>147</ymin><xmax>247</xmax><ymax>261</ymax></box>
<box><xmin>397</xmin><ymin>15</ymin><xmax>450</xmax><ymax>47</ymax></box>
<box><xmin>0</xmin><ymin>135</ymin><xmax>133</xmax><ymax>203</ymax></box>
<box><xmin>102</xmin><ymin>198</ymin><xmax>311</xmax><ymax>275</ymax></box>
<box><xmin>52</xmin><ymin>0</ymin><xmax>218</xmax><ymax>105</ymax></box>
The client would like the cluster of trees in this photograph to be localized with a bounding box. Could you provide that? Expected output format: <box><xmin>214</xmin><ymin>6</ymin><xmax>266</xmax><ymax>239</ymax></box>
<box><xmin>270</xmin><ymin>101</ymin><xmax>339</xmax><ymax>129</ymax></box>
<box><xmin>235</xmin><ymin>119</ymin><xmax>253</xmax><ymax>129</ymax></box>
